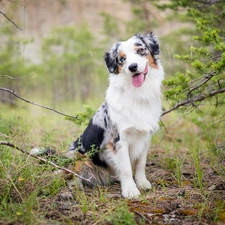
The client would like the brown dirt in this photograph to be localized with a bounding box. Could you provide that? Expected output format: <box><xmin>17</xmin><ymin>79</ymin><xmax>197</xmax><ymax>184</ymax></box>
<box><xmin>38</xmin><ymin>148</ymin><xmax>225</xmax><ymax>225</ymax></box>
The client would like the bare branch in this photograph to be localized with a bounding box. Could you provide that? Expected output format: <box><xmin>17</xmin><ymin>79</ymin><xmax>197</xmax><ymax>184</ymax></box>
<box><xmin>162</xmin><ymin>87</ymin><xmax>225</xmax><ymax>116</ymax></box>
<box><xmin>0</xmin><ymin>10</ymin><xmax>22</xmax><ymax>31</ymax></box>
<box><xmin>0</xmin><ymin>74</ymin><xmax>34</xmax><ymax>80</ymax></box>
<box><xmin>187</xmin><ymin>72</ymin><xmax>215</xmax><ymax>99</ymax></box>
<box><xmin>0</xmin><ymin>141</ymin><xmax>91</xmax><ymax>183</ymax></box>
<box><xmin>0</xmin><ymin>87</ymin><xmax>79</xmax><ymax>119</ymax></box>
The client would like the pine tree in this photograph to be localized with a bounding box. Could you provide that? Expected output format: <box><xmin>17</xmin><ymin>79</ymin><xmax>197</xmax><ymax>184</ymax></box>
<box><xmin>157</xmin><ymin>0</ymin><xmax>225</xmax><ymax>115</ymax></box>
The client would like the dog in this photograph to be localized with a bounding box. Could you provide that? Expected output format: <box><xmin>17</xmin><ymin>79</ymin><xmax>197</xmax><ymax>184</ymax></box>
<box><xmin>63</xmin><ymin>32</ymin><xmax>164</xmax><ymax>199</ymax></box>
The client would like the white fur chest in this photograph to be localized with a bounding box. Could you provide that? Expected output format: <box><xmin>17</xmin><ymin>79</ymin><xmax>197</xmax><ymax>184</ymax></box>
<box><xmin>106</xmin><ymin>67</ymin><xmax>163</xmax><ymax>134</ymax></box>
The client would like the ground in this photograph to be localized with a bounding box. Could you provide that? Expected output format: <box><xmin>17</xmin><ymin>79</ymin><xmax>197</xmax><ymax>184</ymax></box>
<box><xmin>36</xmin><ymin>147</ymin><xmax>225</xmax><ymax>225</ymax></box>
<box><xmin>0</xmin><ymin>106</ymin><xmax>224</xmax><ymax>225</ymax></box>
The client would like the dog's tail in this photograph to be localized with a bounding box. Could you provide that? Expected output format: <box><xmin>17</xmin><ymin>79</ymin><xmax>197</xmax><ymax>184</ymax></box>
<box><xmin>30</xmin><ymin>146</ymin><xmax>117</xmax><ymax>188</ymax></box>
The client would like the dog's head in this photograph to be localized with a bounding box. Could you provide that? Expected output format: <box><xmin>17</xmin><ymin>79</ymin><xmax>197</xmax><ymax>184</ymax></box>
<box><xmin>104</xmin><ymin>32</ymin><xmax>160</xmax><ymax>87</ymax></box>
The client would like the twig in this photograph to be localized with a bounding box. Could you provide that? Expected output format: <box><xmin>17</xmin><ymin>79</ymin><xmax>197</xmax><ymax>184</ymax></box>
<box><xmin>0</xmin><ymin>87</ymin><xmax>79</xmax><ymax>119</ymax></box>
<box><xmin>161</xmin><ymin>87</ymin><xmax>225</xmax><ymax>116</ymax></box>
<box><xmin>0</xmin><ymin>141</ymin><xmax>91</xmax><ymax>183</ymax></box>
<box><xmin>0</xmin><ymin>74</ymin><xmax>34</xmax><ymax>80</ymax></box>
<box><xmin>187</xmin><ymin>72</ymin><xmax>215</xmax><ymax>100</ymax></box>
<box><xmin>0</xmin><ymin>117</ymin><xmax>14</xmax><ymax>130</ymax></box>
<box><xmin>153</xmin><ymin>106</ymin><xmax>196</xmax><ymax>149</ymax></box>
<box><xmin>134</xmin><ymin>210</ymin><xmax>149</xmax><ymax>223</ymax></box>
<box><xmin>0</xmin><ymin>10</ymin><xmax>22</xmax><ymax>31</ymax></box>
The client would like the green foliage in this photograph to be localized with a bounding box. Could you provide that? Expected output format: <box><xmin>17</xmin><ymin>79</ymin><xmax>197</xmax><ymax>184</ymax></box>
<box><xmin>65</xmin><ymin>104</ymin><xmax>95</xmax><ymax>126</ymax></box>
<box><xmin>106</xmin><ymin>203</ymin><xmax>136</xmax><ymax>225</ymax></box>
<box><xmin>41</xmin><ymin>154</ymin><xmax>74</xmax><ymax>168</ymax></box>
<box><xmin>163</xmin><ymin>71</ymin><xmax>190</xmax><ymax>101</ymax></box>
<box><xmin>0</xmin><ymin>116</ymin><xmax>12</xmax><ymax>136</ymax></box>
<box><xmin>0</xmin><ymin>149</ymin><xmax>39</xmax><ymax>222</ymax></box>
<box><xmin>39</xmin><ymin>24</ymin><xmax>106</xmax><ymax>103</ymax></box>
<box><xmin>191</xmin><ymin>145</ymin><xmax>205</xmax><ymax>195</ymax></box>
<box><xmin>86</xmin><ymin>144</ymin><xmax>100</xmax><ymax>158</ymax></box>
<box><xmin>100</xmin><ymin>12</ymin><xmax>120</xmax><ymax>38</ymax></box>
<box><xmin>161</xmin><ymin>2</ymin><xmax>225</xmax><ymax>108</ymax></box>
<box><xmin>0</xmin><ymin>25</ymin><xmax>35</xmax><ymax>104</ymax></box>
<box><xmin>163</xmin><ymin>156</ymin><xmax>184</xmax><ymax>187</ymax></box>
<box><xmin>125</xmin><ymin>0</ymin><xmax>158</xmax><ymax>36</ymax></box>
<box><xmin>13</xmin><ymin>191</ymin><xmax>39</xmax><ymax>224</ymax></box>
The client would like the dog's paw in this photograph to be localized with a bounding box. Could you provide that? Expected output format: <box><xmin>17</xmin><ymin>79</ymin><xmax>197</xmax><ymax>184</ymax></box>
<box><xmin>122</xmin><ymin>187</ymin><xmax>140</xmax><ymax>199</ymax></box>
<box><xmin>136</xmin><ymin>179</ymin><xmax>152</xmax><ymax>190</ymax></box>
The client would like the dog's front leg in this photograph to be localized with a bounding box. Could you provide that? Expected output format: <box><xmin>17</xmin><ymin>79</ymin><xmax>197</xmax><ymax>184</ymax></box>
<box><xmin>134</xmin><ymin>141</ymin><xmax>152</xmax><ymax>190</ymax></box>
<box><xmin>116</xmin><ymin>142</ymin><xmax>140</xmax><ymax>199</ymax></box>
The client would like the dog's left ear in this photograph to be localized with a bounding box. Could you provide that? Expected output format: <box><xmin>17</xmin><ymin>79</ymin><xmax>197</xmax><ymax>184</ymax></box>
<box><xmin>141</xmin><ymin>32</ymin><xmax>160</xmax><ymax>55</ymax></box>
<box><xmin>104</xmin><ymin>42</ymin><xmax>120</xmax><ymax>74</ymax></box>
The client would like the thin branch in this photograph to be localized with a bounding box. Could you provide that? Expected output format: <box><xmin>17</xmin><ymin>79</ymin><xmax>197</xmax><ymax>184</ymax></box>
<box><xmin>162</xmin><ymin>87</ymin><xmax>225</xmax><ymax>116</ymax></box>
<box><xmin>187</xmin><ymin>72</ymin><xmax>215</xmax><ymax>99</ymax></box>
<box><xmin>0</xmin><ymin>10</ymin><xmax>22</xmax><ymax>31</ymax></box>
<box><xmin>0</xmin><ymin>87</ymin><xmax>79</xmax><ymax>119</ymax></box>
<box><xmin>0</xmin><ymin>117</ymin><xmax>14</xmax><ymax>130</ymax></box>
<box><xmin>0</xmin><ymin>141</ymin><xmax>91</xmax><ymax>183</ymax></box>
<box><xmin>153</xmin><ymin>106</ymin><xmax>196</xmax><ymax>149</ymax></box>
<box><xmin>0</xmin><ymin>74</ymin><xmax>34</xmax><ymax>80</ymax></box>
<box><xmin>134</xmin><ymin>210</ymin><xmax>149</xmax><ymax>223</ymax></box>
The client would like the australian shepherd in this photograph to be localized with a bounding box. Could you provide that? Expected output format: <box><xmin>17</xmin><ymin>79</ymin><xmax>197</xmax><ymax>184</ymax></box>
<box><xmin>33</xmin><ymin>32</ymin><xmax>164</xmax><ymax>199</ymax></box>
<box><xmin>64</xmin><ymin>32</ymin><xmax>164</xmax><ymax>199</ymax></box>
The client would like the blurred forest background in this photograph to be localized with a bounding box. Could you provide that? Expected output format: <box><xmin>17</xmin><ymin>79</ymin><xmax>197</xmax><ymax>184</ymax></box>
<box><xmin>0</xmin><ymin>0</ymin><xmax>196</xmax><ymax>105</ymax></box>
<box><xmin>0</xmin><ymin>0</ymin><xmax>224</xmax><ymax>165</ymax></box>
<box><xmin>0</xmin><ymin>0</ymin><xmax>224</xmax><ymax>172</ymax></box>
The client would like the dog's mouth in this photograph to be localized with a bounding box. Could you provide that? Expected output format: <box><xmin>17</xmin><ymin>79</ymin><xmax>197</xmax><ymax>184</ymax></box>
<box><xmin>131</xmin><ymin>65</ymin><xmax>148</xmax><ymax>88</ymax></box>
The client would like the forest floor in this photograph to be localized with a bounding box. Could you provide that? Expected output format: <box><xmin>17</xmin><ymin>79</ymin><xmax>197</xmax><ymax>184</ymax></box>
<box><xmin>0</xmin><ymin>104</ymin><xmax>225</xmax><ymax>225</ymax></box>
<box><xmin>37</xmin><ymin>147</ymin><xmax>225</xmax><ymax>225</ymax></box>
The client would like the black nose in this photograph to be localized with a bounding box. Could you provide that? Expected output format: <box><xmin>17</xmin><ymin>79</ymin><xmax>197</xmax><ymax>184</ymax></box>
<box><xmin>128</xmin><ymin>63</ymin><xmax>138</xmax><ymax>72</ymax></box>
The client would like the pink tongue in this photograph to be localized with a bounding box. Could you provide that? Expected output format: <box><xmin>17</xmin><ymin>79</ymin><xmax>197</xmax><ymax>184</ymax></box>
<box><xmin>132</xmin><ymin>73</ymin><xmax>144</xmax><ymax>87</ymax></box>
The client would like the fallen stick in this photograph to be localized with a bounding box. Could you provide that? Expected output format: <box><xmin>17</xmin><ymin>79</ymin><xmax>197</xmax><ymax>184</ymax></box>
<box><xmin>0</xmin><ymin>141</ymin><xmax>90</xmax><ymax>183</ymax></box>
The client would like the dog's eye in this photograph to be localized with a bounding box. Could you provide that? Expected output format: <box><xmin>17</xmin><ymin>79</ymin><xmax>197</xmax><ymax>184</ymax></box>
<box><xmin>137</xmin><ymin>48</ymin><xmax>147</xmax><ymax>56</ymax></box>
<box><xmin>118</xmin><ymin>56</ymin><xmax>126</xmax><ymax>64</ymax></box>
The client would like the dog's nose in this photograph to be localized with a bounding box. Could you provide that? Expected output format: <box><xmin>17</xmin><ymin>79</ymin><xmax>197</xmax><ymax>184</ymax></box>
<box><xmin>128</xmin><ymin>63</ymin><xmax>138</xmax><ymax>72</ymax></box>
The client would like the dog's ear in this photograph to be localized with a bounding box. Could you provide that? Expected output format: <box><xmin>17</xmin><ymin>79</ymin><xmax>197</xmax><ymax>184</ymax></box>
<box><xmin>140</xmin><ymin>32</ymin><xmax>160</xmax><ymax>55</ymax></box>
<box><xmin>104</xmin><ymin>42</ymin><xmax>120</xmax><ymax>74</ymax></box>
<box><xmin>104</xmin><ymin>52</ymin><xmax>117</xmax><ymax>74</ymax></box>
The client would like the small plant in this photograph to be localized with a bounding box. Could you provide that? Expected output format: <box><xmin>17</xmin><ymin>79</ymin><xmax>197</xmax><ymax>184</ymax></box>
<box><xmin>106</xmin><ymin>203</ymin><xmax>136</xmax><ymax>225</ymax></box>
<box><xmin>190</xmin><ymin>145</ymin><xmax>205</xmax><ymax>195</ymax></box>
<box><xmin>163</xmin><ymin>156</ymin><xmax>184</xmax><ymax>187</ymax></box>
<box><xmin>86</xmin><ymin>144</ymin><xmax>100</xmax><ymax>158</ymax></box>
<box><xmin>16</xmin><ymin>191</ymin><xmax>39</xmax><ymax>224</ymax></box>
<box><xmin>98</xmin><ymin>187</ymin><xmax>109</xmax><ymax>204</ymax></box>
<box><xmin>65</xmin><ymin>104</ymin><xmax>95</xmax><ymax>126</ymax></box>
<box><xmin>74</xmin><ymin>188</ymin><xmax>94</xmax><ymax>215</ymax></box>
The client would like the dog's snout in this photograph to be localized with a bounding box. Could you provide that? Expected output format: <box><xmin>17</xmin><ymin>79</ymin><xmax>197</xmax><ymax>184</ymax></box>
<box><xmin>128</xmin><ymin>63</ymin><xmax>138</xmax><ymax>72</ymax></box>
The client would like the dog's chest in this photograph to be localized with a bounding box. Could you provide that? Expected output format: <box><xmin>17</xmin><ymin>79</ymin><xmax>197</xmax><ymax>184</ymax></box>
<box><xmin>107</xmin><ymin>91</ymin><xmax>161</xmax><ymax>134</ymax></box>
